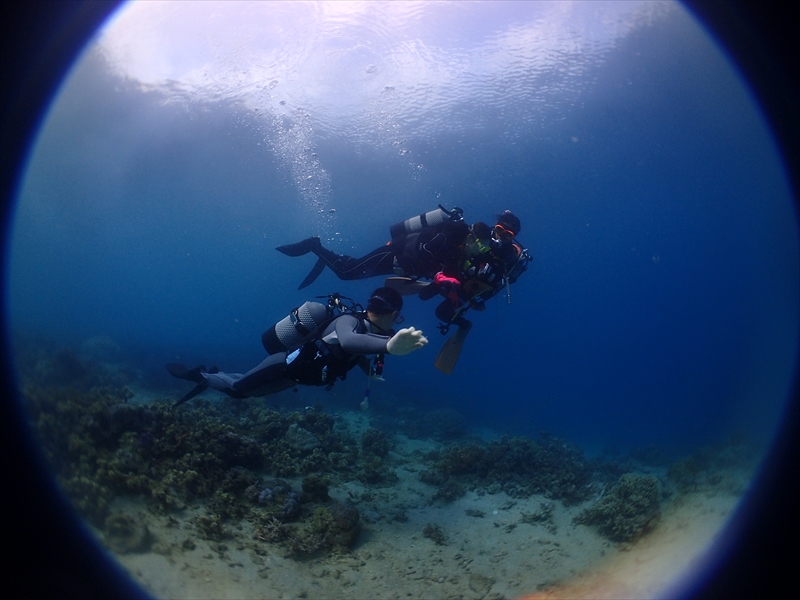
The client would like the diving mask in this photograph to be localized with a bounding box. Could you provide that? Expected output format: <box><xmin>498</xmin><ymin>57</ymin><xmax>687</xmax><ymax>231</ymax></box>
<box><xmin>492</xmin><ymin>223</ymin><xmax>515</xmax><ymax>243</ymax></box>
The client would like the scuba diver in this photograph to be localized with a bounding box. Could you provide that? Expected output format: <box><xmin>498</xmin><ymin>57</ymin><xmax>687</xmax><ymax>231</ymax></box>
<box><xmin>166</xmin><ymin>287</ymin><xmax>427</xmax><ymax>405</ymax></box>
<box><xmin>276</xmin><ymin>207</ymin><xmax>529</xmax><ymax>374</ymax></box>
<box><xmin>419</xmin><ymin>211</ymin><xmax>530</xmax><ymax>373</ymax></box>
<box><xmin>276</xmin><ymin>205</ymin><xmax>469</xmax><ymax>289</ymax></box>
<box><xmin>422</xmin><ymin>210</ymin><xmax>528</xmax><ymax>330</ymax></box>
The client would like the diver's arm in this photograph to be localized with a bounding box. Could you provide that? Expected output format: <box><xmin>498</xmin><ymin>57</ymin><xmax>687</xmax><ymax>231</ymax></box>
<box><xmin>333</xmin><ymin>314</ymin><xmax>428</xmax><ymax>355</ymax></box>
<box><xmin>333</xmin><ymin>314</ymin><xmax>393</xmax><ymax>354</ymax></box>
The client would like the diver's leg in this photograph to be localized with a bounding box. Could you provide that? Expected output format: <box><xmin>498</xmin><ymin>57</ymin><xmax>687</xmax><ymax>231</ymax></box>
<box><xmin>219</xmin><ymin>353</ymin><xmax>293</xmax><ymax>397</ymax></box>
<box><xmin>435</xmin><ymin>299</ymin><xmax>472</xmax><ymax>332</ymax></box>
<box><xmin>281</xmin><ymin>237</ymin><xmax>397</xmax><ymax>287</ymax></box>
<box><xmin>418</xmin><ymin>282</ymin><xmax>441</xmax><ymax>301</ymax></box>
<box><xmin>202</xmin><ymin>370</ymin><xmax>247</xmax><ymax>398</ymax></box>
<box><xmin>314</xmin><ymin>244</ymin><xmax>397</xmax><ymax>280</ymax></box>
<box><xmin>166</xmin><ymin>363</ymin><xmax>206</xmax><ymax>383</ymax></box>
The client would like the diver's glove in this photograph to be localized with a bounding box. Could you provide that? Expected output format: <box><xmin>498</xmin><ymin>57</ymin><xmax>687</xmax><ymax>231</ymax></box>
<box><xmin>386</xmin><ymin>326</ymin><xmax>429</xmax><ymax>355</ymax></box>
<box><xmin>434</xmin><ymin>271</ymin><xmax>461</xmax><ymax>305</ymax></box>
<box><xmin>434</xmin><ymin>271</ymin><xmax>460</xmax><ymax>287</ymax></box>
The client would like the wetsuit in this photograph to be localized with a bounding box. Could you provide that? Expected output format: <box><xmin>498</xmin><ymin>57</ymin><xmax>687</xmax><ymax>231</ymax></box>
<box><xmin>203</xmin><ymin>313</ymin><xmax>391</xmax><ymax>398</ymax></box>
<box><xmin>423</xmin><ymin>239</ymin><xmax>529</xmax><ymax>331</ymax></box>
<box><xmin>277</xmin><ymin>220</ymin><xmax>469</xmax><ymax>288</ymax></box>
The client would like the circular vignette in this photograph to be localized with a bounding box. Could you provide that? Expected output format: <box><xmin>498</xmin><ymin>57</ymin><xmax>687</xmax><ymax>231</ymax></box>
<box><xmin>1</xmin><ymin>2</ymin><xmax>798</xmax><ymax>598</ymax></box>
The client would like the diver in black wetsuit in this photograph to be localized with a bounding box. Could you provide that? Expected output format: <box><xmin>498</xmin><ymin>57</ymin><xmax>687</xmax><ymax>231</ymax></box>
<box><xmin>275</xmin><ymin>207</ymin><xmax>528</xmax><ymax>375</ymax></box>
<box><xmin>166</xmin><ymin>288</ymin><xmax>427</xmax><ymax>404</ymax></box>
<box><xmin>421</xmin><ymin>211</ymin><xmax>530</xmax><ymax>333</ymax></box>
<box><xmin>276</xmin><ymin>206</ymin><xmax>469</xmax><ymax>289</ymax></box>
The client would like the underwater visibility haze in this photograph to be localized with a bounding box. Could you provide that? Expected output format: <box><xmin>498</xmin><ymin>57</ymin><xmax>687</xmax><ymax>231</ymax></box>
<box><xmin>4</xmin><ymin>1</ymin><xmax>799</xmax><ymax>598</ymax></box>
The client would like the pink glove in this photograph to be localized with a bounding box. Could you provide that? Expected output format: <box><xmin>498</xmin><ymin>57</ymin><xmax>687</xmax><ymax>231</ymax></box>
<box><xmin>434</xmin><ymin>272</ymin><xmax>461</xmax><ymax>305</ymax></box>
<box><xmin>434</xmin><ymin>272</ymin><xmax>460</xmax><ymax>288</ymax></box>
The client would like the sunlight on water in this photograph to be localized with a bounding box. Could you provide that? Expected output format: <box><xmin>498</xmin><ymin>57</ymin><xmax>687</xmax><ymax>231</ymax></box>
<box><xmin>95</xmin><ymin>0</ymin><xmax>672</xmax><ymax>233</ymax></box>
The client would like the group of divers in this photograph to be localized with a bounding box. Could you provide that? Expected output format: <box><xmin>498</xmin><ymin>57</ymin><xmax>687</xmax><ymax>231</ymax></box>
<box><xmin>167</xmin><ymin>206</ymin><xmax>530</xmax><ymax>408</ymax></box>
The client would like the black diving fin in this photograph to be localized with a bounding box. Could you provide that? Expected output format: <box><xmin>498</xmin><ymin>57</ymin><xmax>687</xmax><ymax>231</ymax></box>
<box><xmin>276</xmin><ymin>236</ymin><xmax>320</xmax><ymax>257</ymax></box>
<box><xmin>174</xmin><ymin>382</ymin><xmax>208</xmax><ymax>407</ymax></box>
<box><xmin>298</xmin><ymin>257</ymin><xmax>326</xmax><ymax>289</ymax></box>
<box><xmin>434</xmin><ymin>326</ymin><xmax>471</xmax><ymax>375</ymax></box>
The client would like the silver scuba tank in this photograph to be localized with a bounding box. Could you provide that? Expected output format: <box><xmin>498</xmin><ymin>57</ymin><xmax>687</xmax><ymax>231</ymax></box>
<box><xmin>261</xmin><ymin>301</ymin><xmax>330</xmax><ymax>354</ymax></box>
<box><xmin>389</xmin><ymin>206</ymin><xmax>453</xmax><ymax>239</ymax></box>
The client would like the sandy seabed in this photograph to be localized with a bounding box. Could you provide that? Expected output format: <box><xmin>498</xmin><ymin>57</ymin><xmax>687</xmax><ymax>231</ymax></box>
<box><xmin>100</xmin><ymin>412</ymin><xmax>747</xmax><ymax>600</ymax></box>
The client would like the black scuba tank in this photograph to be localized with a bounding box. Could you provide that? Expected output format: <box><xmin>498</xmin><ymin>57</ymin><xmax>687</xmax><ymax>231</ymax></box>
<box><xmin>261</xmin><ymin>301</ymin><xmax>330</xmax><ymax>354</ymax></box>
<box><xmin>389</xmin><ymin>205</ymin><xmax>461</xmax><ymax>239</ymax></box>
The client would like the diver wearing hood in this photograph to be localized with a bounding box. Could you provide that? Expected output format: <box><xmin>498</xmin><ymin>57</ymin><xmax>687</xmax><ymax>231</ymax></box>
<box><xmin>166</xmin><ymin>288</ymin><xmax>427</xmax><ymax>404</ymax></box>
<box><xmin>421</xmin><ymin>210</ymin><xmax>530</xmax><ymax>333</ymax></box>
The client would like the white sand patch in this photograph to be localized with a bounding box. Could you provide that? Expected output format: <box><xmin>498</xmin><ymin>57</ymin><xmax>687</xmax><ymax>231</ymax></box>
<box><xmin>519</xmin><ymin>491</ymin><xmax>740</xmax><ymax>599</ymax></box>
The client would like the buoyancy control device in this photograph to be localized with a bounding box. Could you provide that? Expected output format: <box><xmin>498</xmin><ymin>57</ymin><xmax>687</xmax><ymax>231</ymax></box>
<box><xmin>261</xmin><ymin>293</ymin><xmax>375</xmax><ymax>390</ymax></box>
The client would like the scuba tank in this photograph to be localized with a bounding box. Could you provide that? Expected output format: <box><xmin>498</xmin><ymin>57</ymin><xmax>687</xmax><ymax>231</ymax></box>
<box><xmin>389</xmin><ymin>204</ymin><xmax>463</xmax><ymax>239</ymax></box>
<box><xmin>261</xmin><ymin>301</ymin><xmax>330</xmax><ymax>354</ymax></box>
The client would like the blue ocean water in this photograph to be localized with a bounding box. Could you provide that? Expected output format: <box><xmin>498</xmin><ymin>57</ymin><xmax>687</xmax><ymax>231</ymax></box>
<box><xmin>6</xmin><ymin>2</ymin><xmax>798</xmax><ymax>458</ymax></box>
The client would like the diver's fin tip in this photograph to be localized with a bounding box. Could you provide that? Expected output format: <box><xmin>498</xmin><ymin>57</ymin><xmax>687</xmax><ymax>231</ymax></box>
<box><xmin>434</xmin><ymin>327</ymin><xmax>470</xmax><ymax>375</ymax></box>
<box><xmin>174</xmin><ymin>382</ymin><xmax>208</xmax><ymax>407</ymax></box>
<box><xmin>298</xmin><ymin>257</ymin><xmax>326</xmax><ymax>289</ymax></box>
<box><xmin>276</xmin><ymin>237</ymin><xmax>321</xmax><ymax>257</ymax></box>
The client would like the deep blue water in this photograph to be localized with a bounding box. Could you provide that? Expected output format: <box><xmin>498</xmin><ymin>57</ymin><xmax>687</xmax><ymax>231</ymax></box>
<box><xmin>6</xmin><ymin>3</ymin><xmax>798</xmax><ymax>456</ymax></box>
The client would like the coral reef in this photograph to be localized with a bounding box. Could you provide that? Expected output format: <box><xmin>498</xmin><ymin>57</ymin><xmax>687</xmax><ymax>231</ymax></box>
<box><xmin>16</xmin><ymin>337</ymin><xmax>370</xmax><ymax>559</ymax></box>
<box><xmin>573</xmin><ymin>473</ymin><xmax>661</xmax><ymax>542</ymax></box>
<box><xmin>255</xmin><ymin>502</ymin><xmax>361</xmax><ymax>557</ymax></box>
<box><xmin>285</xmin><ymin>423</ymin><xmax>321</xmax><ymax>452</ymax></box>
<box><xmin>361</xmin><ymin>428</ymin><xmax>390</xmax><ymax>458</ymax></box>
<box><xmin>17</xmin><ymin>334</ymin><xmax>700</xmax><ymax>566</ymax></box>
<box><xmin>357</xmin><ymin>428</ymin><xmax>397</xmax><ymax>485</ymax></box>
<box><xmin>312</xmin><ymin>502</ymin><xmax>361</xmax><ymax>549</ymax></box>
<box><xmin>430</xmin><ymin>479</ymin><xmax>466</xmax><ymax>504</ymax></box>
<box><xmin>667</xmin><ymin>433</ymin><xmax>756</xmax><ymax>495</ymax></box>
<box><xmin>301</xmin><ymin>474</ymin><xmax>331</xmax><ymax>503</ymax></box>
<box><xmin>422</xmin><ymin>433</ymin><xmax>595</xmax><ymax>504</ymax></box>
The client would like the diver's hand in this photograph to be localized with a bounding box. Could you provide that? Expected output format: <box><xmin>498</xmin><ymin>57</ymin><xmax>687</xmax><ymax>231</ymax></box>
<box><xmin>434</xmin><ymin>271</ymin><xmax>460</xmax><ymax>290</ymax></box>
<box><xmin>434</xmin><ymin>272</ymin><xmax>461</xmax><ymax>305</ymax></box>
<box><xmin>386</xmin><ymin>327</ymin><xmax>429</xmax><ymax>355</ymax></box>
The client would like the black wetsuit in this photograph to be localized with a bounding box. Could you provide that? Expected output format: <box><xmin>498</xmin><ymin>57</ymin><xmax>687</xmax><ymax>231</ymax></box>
<box><xmin>203</xmin><ymin>313</ymin><xmax>391</xmax><ymax>398</ymax></box>
<box><xmin>423</xmin><ymin>240</ymin><xmax>529</xmax><ymax>331</ymax></box>
<box><xmin>278</xmin><ymin>220</ymin><xmax>469</xmax><ymax>288</ymax></box>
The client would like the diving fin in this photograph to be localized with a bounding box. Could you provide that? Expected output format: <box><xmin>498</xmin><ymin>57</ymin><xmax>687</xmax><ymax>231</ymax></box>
<box><xmin>166</xmin><ymin>363</ymin><xmax>206</xmax><ymax>383</ymax></box>
<box><xmin>298</xmin><ymin>257</ymin><xmax>326</xmax><ymax>289</ymax></box>
<box><xmin>384</xmin><ymin>276</ymin><xmax>432</xmax><ymax>296</ymax></box>
<box><xmin>434</xmin><ymin>326</ymin><xmax>471</xmax><ymax>375</ymax></box>
<box><xmin>276</xmin><ymin>236</ymin><xmax>321</xmax><ymax>257</ymax></box>
<box><xmin>174</xmin><ymin>381</ymin><xmax>208</xmax><ymax>407</ymax></box>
